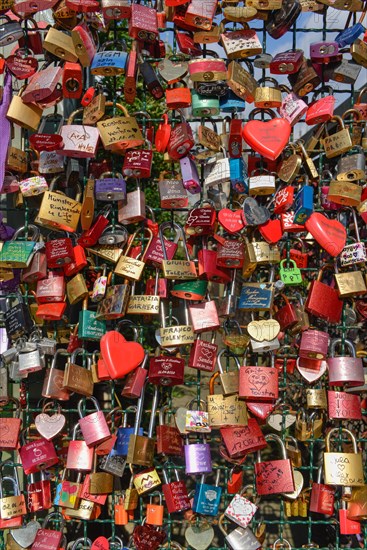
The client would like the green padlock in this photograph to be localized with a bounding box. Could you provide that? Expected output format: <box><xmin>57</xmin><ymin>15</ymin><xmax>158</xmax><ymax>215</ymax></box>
<box><xmin>279</xmin><ymin>259</ymin><xmax>302</xmax><ymax>286</ymax></box>
<box><xmin>171</xmin><ymin>280</ymin><xmax>208</xmax><ymax>300</ymax></box>
<box><xmin>78</xmin><ymin>296</ymin><xmax>106</xmax><ymax>341</ymax></box>
<box><xmin>0</xmin><ymin>224</ymin><xmax>39</xmax><ymax>268</ymax></box>
<box><xmin>191</xmin><ymin>90</ymin><xmax>220</xmax><ymax>117</ymax></box>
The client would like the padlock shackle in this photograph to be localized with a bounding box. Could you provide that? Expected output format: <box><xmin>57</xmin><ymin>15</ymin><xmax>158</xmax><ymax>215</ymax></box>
<box><xmin>71</xmin><ymin>538</ymin><xmax>92</xmax><ymax>550</ymax></box>
<box><xmin>42</xmin><ymin>511</ymin><xmax>65</xmax><ymax>531</ymax></box>
<box><xmin>12</xmin><ymin>224</ymin><xmax>39</xmax><ymax>242</ymax></box>
<box><xmin>329</xmin><ymin>338</ymin><xmax>355</xmax><ymax>358</ymax></box>
<box><xmin>209</xmin><ymin>371</ymin><xmax>220</xmax><ymax>395</ymax></box>
<box><xmin>147</xmin><ymin>385</ymin><xmax>159</xmax><ymax>438</ymax></box>
<box><xmin>257</xmin><ymin>433</ymin><xmax>287</xmax><ymax>463</ymax></box>
<box><xmin>77</xmin><ymin>396</ymin><xmax>100</xmax><ymax>419</ymax></box>
<box><xmin>217</xmin><ymin>349</ymin><xmax>240</xmax><ymax>374</ymax></box>
<box><xmin>325</xmin><ymin>427</ymin><xmax>358</xmax><ymax>453</ymax></box>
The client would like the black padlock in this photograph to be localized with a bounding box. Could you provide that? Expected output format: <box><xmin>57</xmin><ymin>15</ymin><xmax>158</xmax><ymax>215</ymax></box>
<box><xmin>139</xmin><ymin>60</ymin><xmax>164</xmax><ymax>99</ymax></box>
<box><xmin>5</xmin><ymin>296</ymin><xmax>33</xmax><ymax>341</ymax></box>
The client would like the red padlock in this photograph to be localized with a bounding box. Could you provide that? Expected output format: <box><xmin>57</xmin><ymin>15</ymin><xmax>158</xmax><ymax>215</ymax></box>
<box><xmin>327</xmin><ymin>390</ymin><xmax>362</xmax><ymax>420</ymax></box>
<box><xmin>156</xmin><ymin>406</ymin><xmax>183</xmax><ymax>456</ymax></box>
<box><xmin>165</xmin><ymin>81</ymin><xmax>192</xmax><ymax>110</ymax></box>
<box><xmin>198</xmin><ymin>243</ymin><xmax>231</xmax><ymax>284</ymax></box>
<box><xmin>78</xmin><ymin>206</ymin><xmax>111</xmax><ymax>248</ymax></box>
<box><xmin>121</xmin><ymin>353</ymin><xmax>148</xmax><ymax>399</ymax></box>
<box><xmin>228</xmin><ymin>118</ymin><xmax>242</xmax><ymax>159</ymax></box>
<box><xmin>273</xmin><ymin>295</ymin><xmax>299</xmax><ymax>331</ymax></box>
<box><xmin>62</xmin><ymin>62</ymin><xmax>83</xmax><ymax>99</ymax></box>
<box><xmin>45</xmin><ymin>234</ymin><xmax>75</xmax><ymax>268</ymax></box>
<box><xmin>19</xmin><ymin>430</ymin><xmax>59</xmax><ymax>475</ymax></box>
<box><xmin>27</xmin><ymin>471</ymin><xmax>52</xmax><ymax>513</ymax></box>
<box><xmin>167</xmin><ymin>119</ymin><xmax>195</xmax><ymax>160</ymax></box>
<box><xmin>220</xmin><ymin>418</ymin><xmax>266</xmax><ymax>459</ymax></box>
<box><xmin>299</xmin><ymin>329</ymin><xmax>329</xmax><ymax>360</ymax></box>
<box><xmin>305</xmin><ymin>266</ymin><xmax>343</xmax><ymax>324</ymax></box>
<box><xmin>309</xmin><ymin>466</ymin><xmax>335</xmax><ymax>515</ymax></box>
<box><xmin>0</xmin><ymin>397</ymin><xmax>22</xmax><ymax>450</ymax></box>
<box><xmin>36</xmin><ymin>271</ymin><xmax>65</xmax><ymax>304</ymax></box>
<box><xmin>239</xmin><ymin>354</ymin><xmax>279</xmax><ymax>402</ymax></box>
<box><xmin>254</xmin><ymin>434</ymin><xmax>295</xmax><ymax>496</ymax></box>
<box><xmin>161</xmin><ymin>466</ymin><xmax>191</xmax><ymax>513</ymax></box>
<box><xmin>188</xmin><ymin>334</ymin><xmax>218</xmax><ymax>372</ymax></box>
<box><xmin>63</xmin><ymin>243</ymin><xmax>88</xmax><ymax>277</ymax></box>
<box><xmin>122</xmin><ymin>142</ymin><xmax>153</xmax><ymax>178</ymax></box>
<box><xmin>149</xmin><ymin>350</ymin><xmax>185</xmax><ymax>386</ymax></box>
<box><xmin>274</xmin><ymin>186</ymin><xmax>294</xmax><ymax>214</ymax></box>
<box><xmin>185</xmin><ymin>203</ymin><xmax>217</xmax><ymax>236</ymax></box>
<box><xmin>31</xmin><ymin>512</ymin><xmax>65</xmax><ymax>550</ymax></box>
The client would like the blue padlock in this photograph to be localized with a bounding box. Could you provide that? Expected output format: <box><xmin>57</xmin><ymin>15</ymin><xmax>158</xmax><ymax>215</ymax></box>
<box><xmin>115</xmin><ymin>407</ymin><xmax>143</xmax><ymax>456</ymax></box>
<box><xmin>293</xmin><ymin>183</ymin><xmax>314</xmax><ymax>225</ymax></box>
<box><xmin>91</xmin><ymin>41</ymin><xmax>128</xmax><ymax>76</ymax></box>
<box><xmin>220</xmin><ymin>90</ymin><xmax>246</xmax><ymax>113</ymax></box>
<box><xmin>335</xmin><ymin>20</ymin><xmax>365</xmax><ymax>48</ymax></box>
<box><xmin>193</xmin><ymin>471</ymin><xmax>222</xmax><ymax>516</ymax></box>
<box><xmin>230</xmin><ymin>157</ymin><xmax>248</xmax><ymax>194</ymax></box>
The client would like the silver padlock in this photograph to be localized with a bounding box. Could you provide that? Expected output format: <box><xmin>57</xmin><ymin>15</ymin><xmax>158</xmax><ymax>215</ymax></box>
<box><xmin>331</xmin><ymin>60</ymin><xmax>361</xmax><ymax>84</ymax></box>
<box><xmin>337</xmin><ymin>147</ymin><xmax>366</xmax><ymax>181</ymax></box>
<box><xmin>218</xmin><ymin>514</ymin><xmax>261</xmax><ymax>550</ymax></box>
<box><xmin>217</xmin><ymin>270</ymin><xmax>238</xmax><ymax>319</ymax></box>
<box><xmin>0</xmin><ymin>362</ymin><xmax>8</xmax><ymax>397</ymax></box>
<box><xmin>2</xmin><ymin>346</ymin><xmax>18</xmax><ymax>365</ymax></box>
<box><xmin>98</xmin><ymin>224</ymin><xmax>129</xmax><ymax>246</ymax></box>
<box><xmin>18</xmin><ymin>338</ymin><xmax>44</xmax><ymax>376</ymax></box>
<box><xmin>99</xmin><ymin>453</ymin><xmax>127</xmax><ymax>477</ymax></box>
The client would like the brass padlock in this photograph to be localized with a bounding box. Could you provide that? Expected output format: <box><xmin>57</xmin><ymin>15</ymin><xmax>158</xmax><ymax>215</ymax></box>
<box><xmin>43</xmin><ymin>27</ymin><xmax>78</xmax><ymax>62</ymax></box>
<box><xmin>7</xmin><ymin>86</ymin><xmax>43</xmax><ymax>131</ymax></box>
<box><xmin>97</xmin><ymin>102</ymin><xmax>144</xmax><ymax>152</ymax></box>
<box><xmin>254</xmin><ymin>77</ymin><xmax>282</xmax><ymax>108</ymax></box>
<box><xmin>324</xmin><ymin>428</ymin><xmax>364</xmax><ymax>486</ymax></box>
<box><xmin>321</xmin><ymin>115</ymin><xmax>353</xmax><ymax>158</ymax></box>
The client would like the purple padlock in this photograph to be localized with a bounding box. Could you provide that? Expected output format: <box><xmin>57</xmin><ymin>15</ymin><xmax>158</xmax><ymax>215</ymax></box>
<box><xmin>327</xmin><ymin>339</ymin><xmax>364</xmax><ymax>387</ymax></box>
<box><xmin>95</xmin><ymin>172</ymin><xmax>127</xmax><ymax>201</ymax></box>
<box><xmin>184</xmin><ymin>437</ymin><xmax>212</xmax><ymax>475</ymax></box>
<box><xmin>0</xmin><ymin>213</ymin><xmax>15</xmax><ymax>241</ymax></box>
<box><xmin>180</xmin><ymin>156</ymin><xmax>201</xmax><ymax>195</ymax></box>
<box><xmin>0</xmin><ymin>269</ymin><xmax>21</xmax><ymax>292</ymax></box>
<box><xmin>310</xmin><ymin>41</ymin><xmax>341</xmax><ymax>64</ymax></box>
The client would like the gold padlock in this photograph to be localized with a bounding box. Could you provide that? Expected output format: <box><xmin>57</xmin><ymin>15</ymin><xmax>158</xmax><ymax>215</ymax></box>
<box><xmin>37</xmin><ymin>176</ymin><xmax>82</xmax><ymax>233</ymax></box>
<box><xmin>43</xmin><ymin>27</ymin><xmax>78</xmax><ymax>62</ymax></box>
<box><xmin>254</xmin><ymin>77</ymin><xmax>282</xmax><ymax>108</ymax></box>
<box><xmin>323</xmin><ymin>427</ymin><xmax>364</xmax><ymax>486</ymax></box>
<box><xmin>114</xmin><ymin>229</ymin><xmax>153</xmax><ymax>281</ymax></box>
<box><xmin>227</xmin><ymin>60</ymin><xmax>258</xmax><ymax>103</ymax></box>
<box><xmin>321</xmin><ymin>115</ymin><xmax>353</xmax><ymax>158</ymax></box>
<box><xmin>97</xmin><ymin>102</ymin><xmax>144</xmax><ymax>151</ymax></box>
<box><xmin>7</xmin><ymin>86</ymin><xmax>43</xmax><ymax>131</ymax></box>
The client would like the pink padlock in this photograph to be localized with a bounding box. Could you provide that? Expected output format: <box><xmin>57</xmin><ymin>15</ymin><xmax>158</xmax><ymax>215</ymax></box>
<box><xmin>278</xmin><ymin>87</ymin><xmax>308</xmax><ymax>126</ymax></box>
<box><xmin>299</xmin><ymin>329</ymin><xmax>329</xmax><ymax>360</ymax></box>
<box><xmin>78</xmin><ymin>397</ymin><xmax>111</xmax><ymax>447</ymax></box>
<box><xmin>327</xmin><ymin>339</ymin><xmax>364</xmax><ymax>387</ymax></box>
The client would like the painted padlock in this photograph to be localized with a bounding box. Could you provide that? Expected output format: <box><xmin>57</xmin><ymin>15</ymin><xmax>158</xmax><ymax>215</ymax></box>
<box><xmin>327</xmin><ymin>339</ymin><xmax>364</xmax><ymax>387</ymax></box>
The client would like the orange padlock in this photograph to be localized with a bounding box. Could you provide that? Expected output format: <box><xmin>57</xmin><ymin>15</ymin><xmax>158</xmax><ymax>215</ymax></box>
<box><xmin>115</xmin><ymin>496</ymin><xmax>129</xmax><ymax>525</ymax></box>
<box><xmin>165</xmin><ymin>80</ymin><xmax>192</xmax><ymax>110</ymax></box>
<box><xmin>146</xmin><ymin>492</ymin><xmax>164</xmax><ymax>526</ymax></box>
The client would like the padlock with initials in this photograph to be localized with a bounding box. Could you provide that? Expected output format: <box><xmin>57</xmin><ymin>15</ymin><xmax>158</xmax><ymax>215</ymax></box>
<box><xmin>255</xmin><ymin>434</ymin><xmax>295</xmax><ymax>495</ymax></box>
<box><xmin>161</xmin><ymin>466</ymin><xmax>191</xmax><ymax>513</ymax></box>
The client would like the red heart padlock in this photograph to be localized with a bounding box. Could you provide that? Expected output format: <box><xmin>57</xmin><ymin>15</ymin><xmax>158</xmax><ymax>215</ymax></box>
<box><xmin>91</xmin><ymin>536</ymin><xmax>109</xmax><ymax>550</ymax></box>
<box><xmin>6</xmin><ymin>50</ymin><xmax>38</xmax><ymax>80</ymax></box>
<box><xmin>242</xmin><ymin>118</ymin><xmax>291</xmax><ymax>161</ymax></box>
<box><xmin>259</xmin><ymin>218</ymin><xmax>283</xmax><ymax>244</ymax></box>
<box><xmin>218</xmin><ymin>209</ymin><xmax>245</xmax><ymax>234</ymax></box>
<box><xmin>305</xmin><ymin>213</ymin><xmax>346</xmax><ymax>257</ymax></box>
<box><xmin>29</xmin><ymin>134</ymin><xmax>64</xmax><ymax>152</ymax></box>
<box><xmin>246</xmin><ymin>402</ymin><xmax>276</xmax><ymax>421</ymax></box>
<box><xmin>133</xmin><ymin>524</ymin><xmax>166</xmax><ymax>550</ymax></box>
<box><xmin>100</xmin><ymin>331</ymin><xmax>145</xmax><ymax>380</ymax></box>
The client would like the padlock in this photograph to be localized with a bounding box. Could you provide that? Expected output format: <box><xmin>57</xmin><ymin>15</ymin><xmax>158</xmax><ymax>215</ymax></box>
<box><xmin>216</xmin><ymin>349</ymin><xmax>240</xmax><ymax>396</ymax></box>
<box><xmin>324</xmin><ymin>427</ymin><xmax>364</xmax><ymax>486</ymax></box>
<box><xmin>149</xmin><ymin>345</ymin><xmax>185</xmax><ymax>385</ymax></box>
<box><xmin>88</xmin><ymin>454</ymin><xmax>114</xmax><ymax>495</ymax></box>
<box><xmin>97</xmin><ymin>102</ymin><xmax>144</xmax><ymax>152</ymax></box>
<box><xmin>327</xmin><ymin>389</ymin><xmax>362</xmax><ymax>420</ymax></box>
<box><xmin>288</xmin><ymin>58</ymin><xmax>321</xmax><ymax>97</ymax></box>
<box><xmin>278</xmin><ymin>84</ymin><xmax>308</xmax><ymax>126</ymax></box>
<box><xmin>193</xmin><ymin>470</ymin><xmax>222</xmax><ymax>516</ymax></box>
<box><xmin>188</xmin><ymin>53</ymin><xmax>227</xmax><ymax>83</ymax></box>
<box><xmin>0</xmin><ymin>473</ymin><xmax>26</xmax><ymax>520</ymax></box>
<box><xmin>165</xmin><ymin>80</ymin><xmax>192</xmax><ymax>110</ymax></box>
<box><xmin>309</xmin><ymin>466</ymin><xmax>335</xmax><ymax>515</ymax></box>
<box><xmin>121</xmin><ymin>351</ymin><xmax>149</xmax><ymax>398</ymax></box>
<box><xmin>239</xmin><ymin>351</ymin><xmax>279</xmax><ymax>401</ymax></box>
<box><xmin>129</xmin><ymin>1</ymin><xmax>158</xmax><ymax>42</ymax></box>
<box><xmin>221</xmin><ymin>25</ymin><xmax>262</xmax><ymax>59</ymax></box>
<box><xmin>43</xmin><ymin>27</ymin><xmax>78</xmax><ymax>61</ymax></box>
<box><xmin>285</xmin><ymin>436</ymin><xmax>302</xmax><ymax>468</ymax></box>
<box><xmin>218</xmin><ymin>513</ymin><xmax>261</xmax><ymax>550</ymax></box>
<box><xmin>0</xmin><ymin>224</ymin><xmax>39</xmax><ymax>268</ymax></box>
<box><xmin>239</xmin><ymin>267</ymin><xmax>278</xmax><ymax>312</ymax></box>
<box><xmin>225</xmin><ymin>484</ymin><xmax>259</xmax><ymax>528</ymax></box>
<box><xmin>90</xmin><ymin>41</ymin><xmax>128</xmax><ymax>75</ymax></box>
<box><xmin>114</xmin><ymin>406</ymin><xmax>143</xmax><ymax>457</ymax></box>
<box><xmin>54</xmin><ymin>469</ymin><xmax>83</xmax><ymax>509</ymax></box>
<box><xmin>78</xmin><ymin>397</ymin><xmax>111</xmax><ymax>447</ymax></box>
<box><xmin>158</xmin><ymin>171</ymin><xmax>188</xmax><ymax>208</ymax></box>
<box><xmin>95</xmin><ymin>172</ymin><xmax>127</xmax><ymax>201</ymax></box>
<box><xmin>71</xmin><ymin>21</ymin><xmax>97</xmax><ymax>67</ymax></box>
<box><xmin>19</xmin><ymin>428</ymin><xmax>58</xmax><ymax>474</ymax></box>
<box><xmin>114</xmin><ymin>229</ymin><xmax>152</xmax><ymax>281</ymax></box>
<box><xmin>166</xmin><ymin>115</ymin><xmax>195</xmax><ymax>160</ymax></box>
<box><xmin>78</xmin><ymin>296</ymin><xmax>106</xmax><ymax>341</ymax></box>
<box><xmin>0</xmin><ymin>397</ymin><xmax>22</xmax><ymax>450</ymax></box>
<box><xmin>42</xmin><ymin>349</ymin><xmax>71</xmax><ymax>401</ymax></box>
<box><xmin>220</xmin><ymin>417</ymin><xmax>266</xmax><ymax>459</ymax></box>
<box><xmin>255</xmin><ymin>434</ymin><xmax>295</xmax><ymax>495</ymax></box>
<box><xmin>255</xmin><ymin>77</ymin><xmax>282</xmax><ymax>108</ymax></box>
<box><xmin>63</xmin><ymin>348</ymin><xmax>94</xmax><ymax>397</ymax></box>
<box><xmin>184</xmin><ymin>435</ymin><xmax>212</xmax><ymax>475</ymax></box>
<box><xmin>123</xmin><ymin>140</ymin><xmax>153</xmax><ymax>178</ymax></box>
<box><xmin>248</xmin><ymin>169</ymin><xmax>276</xmax><ymax>196</ymax></box>
<box><xmin>31</xmin><ymin>512</ymin><xmax>65</xmax><ymax>550</ymax></box>
<box><xmin>118</xmin><ymin>181</ymin><xmax>146</xmax><ymax>225</ymax></box>
<box><xmin>145</xmin><ymin>492</ymin><xmax>164</xmax><ymax>526</ymax></box>
<box><xmin>18</xmin><ymin>337</ymin><xmax>44</xmax><ymax>376</ymax></box>
<box><xmin>159</xmin><ymin>222</ymin><xmax>197</xmax><ymax>280</ymax></box>
<box><xmin>127</xmin><ymin>385</ymin><xmax>158</xmax><ymax>467</ymax></box>
<box><xmin>207</xmin><ymin>371</ymin><xmax>247</xmax><ymax>427</ymax></box>
<box><xmin>273</xmin><ymin>294</ymin><xmax>299</xmax><ymax>331</ymax></box>
<box><xmin>321</xmin><ymin>115</ymin><xmax>353</xmax><ymax>158</ymax></box>
<box><xmin>27</xmin><ymin>471</ymin><xmax>52</xmax><ymax>513</ymax></box>
<box><xmin>185</xmin><ymin>200</ymin><xmax>217</xmax><ymax>236</ymax></box>
<box><xmin>270</xmin><ymin>50</ymin><xmax>304</xmax><ymax>74</ymax></box>
<box><xmin>266</xmin><ymin>0</ymin><xmax>301</xmax><ymax>38</ymax></box>
<box><xmin>188</xmin><ymin>333</ymin><xmax>218</xmax><ymax>372</ymax></box>
<box><xmin>66</xmin><ymin>425</ymin><xmax>93</xmax><ymax>473</ymax></box>
<box><xmin>305</xmin><ymin>266</ymin><xmax>343</xmax><ymax>324</ymax></box>
<box><xmin>299</xmin><ymin>329</ymin><xmax>329</xmax><ymax>360</ymax></box>
<box><xmin>161</xmin><ymin>465</ymin><xmax>191</xmax><ymax>513</ymax></box>
<box><xmin>331</xmin><ymin>59</ymin><xmax>361</xmax><ymax>85</ymax></box>
<box><xmin>327</xmin><ymin>339</ymin><xmax>364</xmax><ymax>387</ymax></box>
<box><xmin>354</xmin><ymin>86</ymin><xmax>367</xmax><ymax>119</ymax></box>
<box><xmin>334</xmin><ymin>260</ymin><xmax>366</xmax><ymax>297</ymax></box>
<box><xmin>156</xmin><ymin>405</ymin><xmax>183</xmax><ymax>456</ymax></box>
